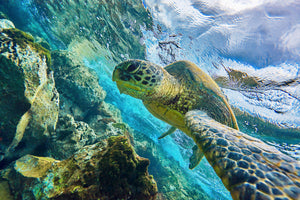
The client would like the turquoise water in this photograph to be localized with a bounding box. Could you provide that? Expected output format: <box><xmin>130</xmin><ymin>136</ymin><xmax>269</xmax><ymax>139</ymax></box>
<box><xmin>0</xmin><ymin>1</ymin><xmax>299</xmax><ymax>199</ymax></box>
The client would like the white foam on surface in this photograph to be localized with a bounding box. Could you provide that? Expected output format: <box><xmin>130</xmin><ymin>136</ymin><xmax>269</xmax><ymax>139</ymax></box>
<box><xmin>144</xmin><ymin>0</ymin><xmax>300</xmax><ymax>67</ymax></box>
<box><xmin>143</xmin><ymin>0</ymin><xmax>300</xmax><ymax>128</ymax></box>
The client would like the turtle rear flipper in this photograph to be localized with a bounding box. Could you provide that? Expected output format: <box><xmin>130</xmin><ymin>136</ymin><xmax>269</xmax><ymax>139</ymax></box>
<box><xmin>158</xmin><ymin>126</ymin><xmax>205</xmax><ymax>169</ymax></box>
<box><xmin>185</xmin><ymin>110</ymin><xmax>300</xmax><ymax>200</ymax></box>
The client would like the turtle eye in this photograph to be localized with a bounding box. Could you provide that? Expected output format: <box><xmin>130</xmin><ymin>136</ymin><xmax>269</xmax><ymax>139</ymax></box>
<box><xmin>126</xmin><ymin>62</ymin><xmax>140</xmax><ymax>73</ymax></box>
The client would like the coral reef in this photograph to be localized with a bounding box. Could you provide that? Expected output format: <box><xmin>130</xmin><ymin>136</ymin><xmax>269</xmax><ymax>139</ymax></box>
<box><xmin>0</xmin><ymin>27</ymin><xmax>59</xmax><ymax>166</ymax></box>
<box><xmin>0</xmin><ymin>24</ymin><xmax>158</xmax><ymax>200</ymax></box>
<box><xmin>1</xmin><ymin>136</ymin><xmax>157</xmax><ymax>200</ymax></box>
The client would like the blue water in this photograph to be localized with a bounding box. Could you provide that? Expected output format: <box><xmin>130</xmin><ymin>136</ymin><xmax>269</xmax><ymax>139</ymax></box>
<box><xmin>1</xmin><ymin>1</ymin><xmax>299</xmax><ymax>199</ymax></box>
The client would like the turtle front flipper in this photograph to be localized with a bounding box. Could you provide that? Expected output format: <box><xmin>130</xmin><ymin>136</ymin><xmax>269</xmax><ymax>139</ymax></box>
<box><xmin>185</xmin><ymin>110</ymin><xmax>300</xmax><ymax>200</ymax></box>
<box><xmin>158</xmin><ymin>126</ymin><xmax>177</xmax><ymax>139</ymax></box>
<box><xmin>189</xmin><ymin>145</ymin><xmax>204</xmax><ymax>169</ymax></box>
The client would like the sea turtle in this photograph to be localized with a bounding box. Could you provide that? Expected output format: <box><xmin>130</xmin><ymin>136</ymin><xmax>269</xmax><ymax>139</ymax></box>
<box><xmin>112</xmin><ymin>60</ymin><xmax>300</xmax><ymax>199</ymax></box>
<box><xmin>185</xmin><ymin>110</ymin><xmax>300</xmax><ymax>200</ymax></box>
<box><xmin>112</xmin><ymin>59</ymin><xmax>238</xmax><ymax>168</ymax></box>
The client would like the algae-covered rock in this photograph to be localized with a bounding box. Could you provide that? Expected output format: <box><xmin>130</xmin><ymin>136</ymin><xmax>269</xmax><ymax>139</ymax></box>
<box><xmin>14</xmin><ymin>155</ymin><xmax>58</xmax><ymax>178</ymax></box>
<box><xmin>0</xmin><ymin>181</ymin><xmax>13</xmax><ymax>200</ymax></box>
<box><xmin>1</xmin><ymin>136</ymin><xmax>157</xmax><ymax>200</ymax></box>
<box><xmin>86</xmin><ymin>101</ymin><xmax>125</xmax><ymax>134</ymax></box>
<box><xmin>0</xmin><ymin>28</ymin><xmax>59</xmax><ymax>167</ymax></box>
<box><xmin>51</xmin><ymin>50</ymin><xmax>106</xmax><ymax>119</ymax></box>
<box><xmin>47</xmin><ymin>49</ymin><xmax>134</xmax><ymax>161</ymax></box>
<box><xmin>0</xmin><ymin>19</ymin><xmax>15</xmax><ymax>29</ymax></box>
<box><xmin>48</xmin><ymin>114</ymin><xmax>98</xmax><ymax>160</ymax></box>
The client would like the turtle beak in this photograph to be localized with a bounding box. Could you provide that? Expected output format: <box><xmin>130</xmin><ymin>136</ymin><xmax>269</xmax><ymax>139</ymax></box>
<box><xmin>116</xmin><ymin>83</ymin><xmax>125</xmax><ymax>94</ymax></box>
<box><xmin>112</xmin><ymin>67</ymin><xmax>120</xmax><ymax>82</ymax></box>
<box><xmin>112</xmin><ymin>68</ymin><xmax>124</xmax><ymax>94</ymax></box>
<box><xmin>112</xmin><ymin>65</ymin><xmax>144</xmax><ymax>96</ymax></box>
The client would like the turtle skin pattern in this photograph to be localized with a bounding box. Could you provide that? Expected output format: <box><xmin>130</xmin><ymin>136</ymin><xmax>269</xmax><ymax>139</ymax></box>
<box><xmin>185</xmin><ymin>110</ymin><xmax>300</xmax><ymax>200</ymax></box>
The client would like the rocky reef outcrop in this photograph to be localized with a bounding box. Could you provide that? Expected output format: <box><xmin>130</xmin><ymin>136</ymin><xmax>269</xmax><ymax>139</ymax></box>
<box><xmin>0</xmin><ymin>25</ymin><xmax>158</xmax><ymax>199</ymax></box>
<box><xmin>47</xmin><ymin>114</ymin><xmax>98</xmax><ymax>160</ymax></box>
<box><xmin>47</xmin><ymin>50</ymin><xmax>129</xmax><ymax>160</ymax></box>
<box><xmin>0</xmin><ymin>136</ymin><xmax>157</xmax><ymax>200</ymax></box>
<box><xmin>51</xmin><ymin>50</ymin><xmax>106</xmax><ymax>117</ymax></box>
<box><xmin>0</xmin><ymin>27</ymin><xmax>59</xmax><ymax>166</ymax></box>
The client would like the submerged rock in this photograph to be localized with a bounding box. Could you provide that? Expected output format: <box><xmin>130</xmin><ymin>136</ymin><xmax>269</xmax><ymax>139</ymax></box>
<box><xmin>0</xmin><ymin>181</ymin><xmax>13</xmax><ymax>200</ymax></box>
<box><xmin>48</xmin><ymin>105</ymin><xmax>135</xmax><ymax>161</ymax></box>
<box><xmin>0</xmin><ymin>28</ymin><xmax>59</xmax><ymax>167</ymax></box>
<box><xmin>51</xmin><ymin>50</ymin><xmax>106</xmax><ymax>120</ymax></box>
<box><xmin>48</xmin><ymin>50</ymin><xmax>126</xmax><ymax>160</ymax></box>
<box><xmin>0</xmin><ymin>136</ymin><xmax>158</xmax><ymax>200</ymax></box>
<box><xmin>0</xmin><ymin>19</ymin><xmax>15</xmax><ymax>29</ymax></box>
<box><xmin>14</xmin><ymin>155</ymin><xmax>59</xmax><ymax>178</ymax></box>
<box><xmin>0</xmin><ymin>27</ymin><xmax>157</xmax><ymax>200</ymax></box>
<box><xmin>48</xmin><ymin>114</ymin><xmax>98</xmax><ymax>160</ymax></box>
<box><xmin>36</xmin><ymin>48</ymin><xmax>133</xmax><ymax>163</ymax></box>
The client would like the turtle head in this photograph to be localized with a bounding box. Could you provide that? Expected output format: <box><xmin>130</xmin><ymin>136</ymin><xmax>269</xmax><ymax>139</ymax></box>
<box><xmin>112</xmin><ymin>59</ymin><xmax>164</xmax><ymax>100</ymax></box>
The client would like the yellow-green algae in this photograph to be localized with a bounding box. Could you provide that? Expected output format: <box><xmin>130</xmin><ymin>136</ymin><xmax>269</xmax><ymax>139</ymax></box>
<box><xmin>0</xmin><ymin>181</ymin><xmax>13</xmax><ymax>200</ymax></box>
<box><xmin>30</xmin><ymin>136</ymin><xmax>157</xmax><ymax>199</ymax></box>
<box><xmin>2</xmin><ymin>28</ymin><xmax>51</xmax><ymax>67</ymax></box>
<box><xmin>97</xmin><ymin>136</ymin><xmax>157</xmax><ymax>199</ymax></box>
<box><xmin>14</xmin><ymin>155</ymin><xmax>58</xmax><ymax>178</ymax></box>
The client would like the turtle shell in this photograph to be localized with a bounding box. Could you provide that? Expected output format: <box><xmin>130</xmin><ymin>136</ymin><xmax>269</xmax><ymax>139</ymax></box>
<box><xmin>143</xmin><ymin>60</ymin><xmax>238</xmax><ymax>133</ymax></box>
